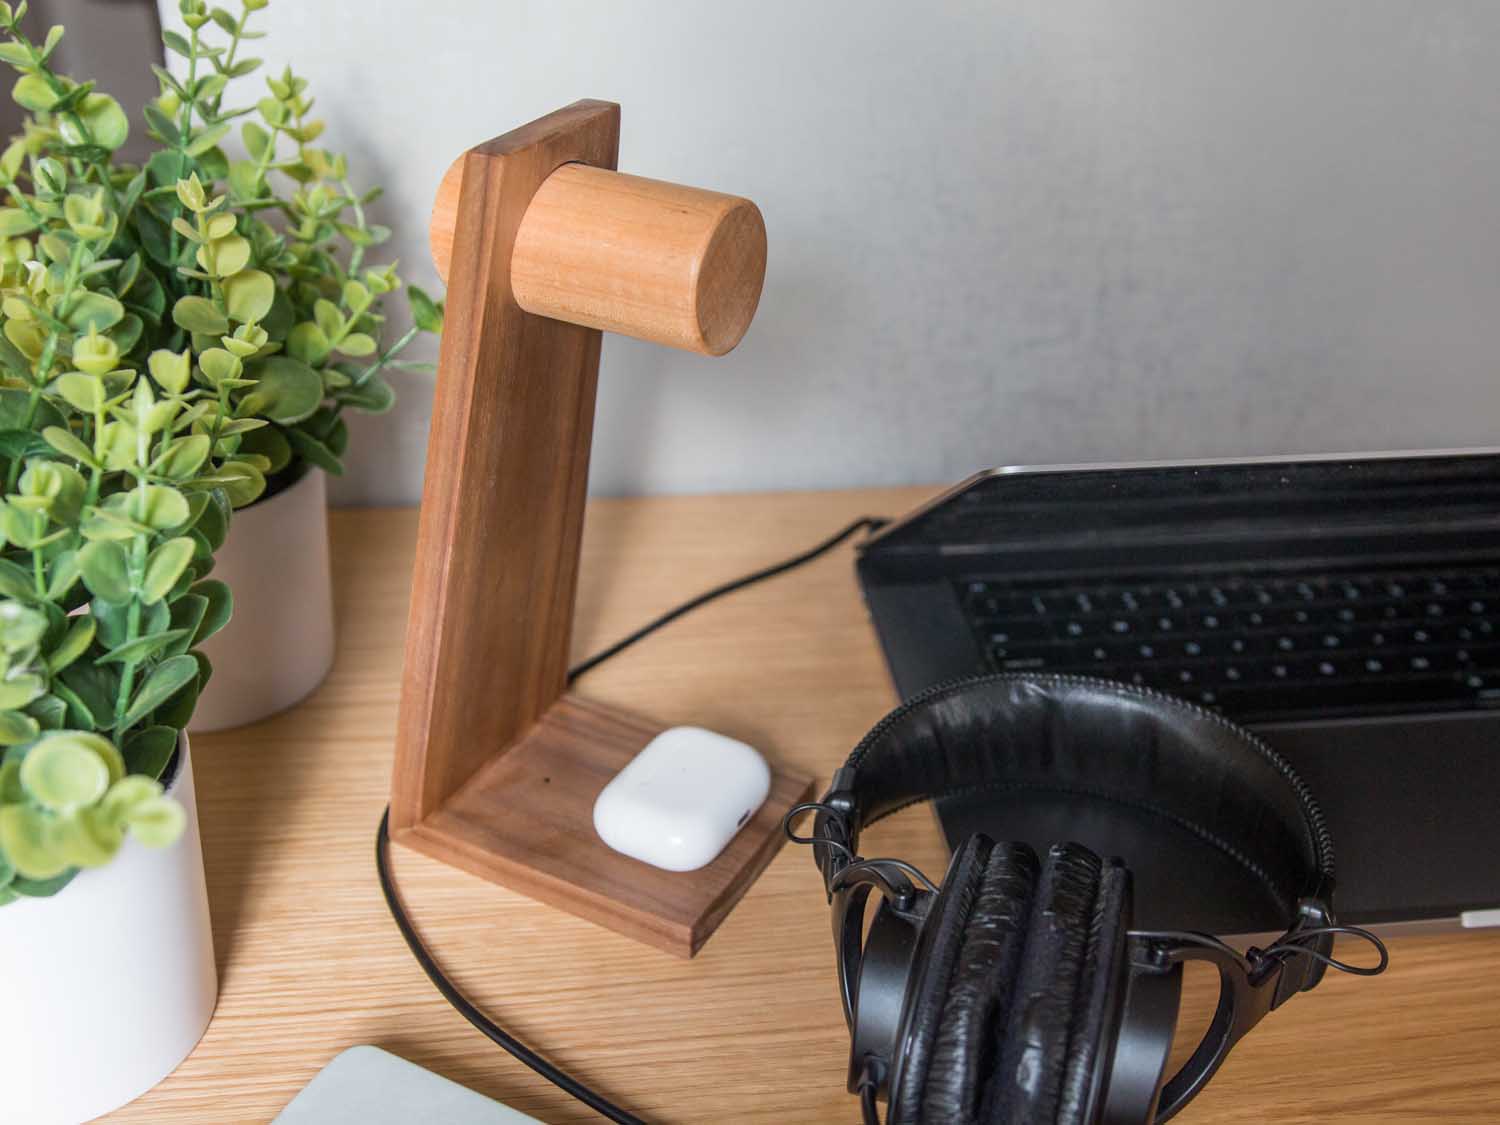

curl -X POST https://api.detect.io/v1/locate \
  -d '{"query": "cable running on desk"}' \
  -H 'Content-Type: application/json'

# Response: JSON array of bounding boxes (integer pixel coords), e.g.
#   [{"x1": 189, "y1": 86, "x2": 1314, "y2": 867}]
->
[{"x1": 375, "y1": 516, "x2": 888, "y2": 1123}]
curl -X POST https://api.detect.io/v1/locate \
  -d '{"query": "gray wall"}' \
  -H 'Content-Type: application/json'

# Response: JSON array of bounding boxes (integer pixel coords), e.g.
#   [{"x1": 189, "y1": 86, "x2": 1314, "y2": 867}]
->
[{"x1": 152, "y1": 2, "x2": 1500, "y2": 504}]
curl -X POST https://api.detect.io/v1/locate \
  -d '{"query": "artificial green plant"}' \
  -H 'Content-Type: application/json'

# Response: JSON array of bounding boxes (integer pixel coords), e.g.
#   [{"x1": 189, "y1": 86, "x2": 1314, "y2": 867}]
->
[{"x1": 0, "y1": 0, "x2": 441, "y2": 904}]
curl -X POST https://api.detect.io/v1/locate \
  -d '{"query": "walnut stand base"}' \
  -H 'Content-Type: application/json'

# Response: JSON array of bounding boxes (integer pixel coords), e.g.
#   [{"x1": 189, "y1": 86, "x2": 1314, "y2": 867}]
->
[{"x1": 395, "y1": 697, "x2": 814, "y2": 957}]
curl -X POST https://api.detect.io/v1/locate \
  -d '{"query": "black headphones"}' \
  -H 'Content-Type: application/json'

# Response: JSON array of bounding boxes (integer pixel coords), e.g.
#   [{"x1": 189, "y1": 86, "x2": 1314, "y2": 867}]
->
[{"x1": 788, "y1": 673, "x2": 1388, "y2": 1124}]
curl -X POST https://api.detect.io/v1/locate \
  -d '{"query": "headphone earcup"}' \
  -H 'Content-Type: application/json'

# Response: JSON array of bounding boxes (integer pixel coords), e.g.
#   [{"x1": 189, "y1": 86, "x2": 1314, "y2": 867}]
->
[
  {"x1": 982, "y1": 843, "x2": 1104, "y2": 1124},
  {"x1": 889, "y1": 834, "x2": 993, "y2": 1125},
  {"x1": 918, "y1": 841, "x2": 1039, "y2": 1124},
  {"x1": 1056, "y1": 860, "x2": 1131, "y2": 1125}
]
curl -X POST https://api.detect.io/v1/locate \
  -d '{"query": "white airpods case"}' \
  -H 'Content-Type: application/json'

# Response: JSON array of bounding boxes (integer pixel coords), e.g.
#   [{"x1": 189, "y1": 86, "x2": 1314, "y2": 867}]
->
[{"x1": 592, "y1": 727, "x2": 772, "y2": 872}]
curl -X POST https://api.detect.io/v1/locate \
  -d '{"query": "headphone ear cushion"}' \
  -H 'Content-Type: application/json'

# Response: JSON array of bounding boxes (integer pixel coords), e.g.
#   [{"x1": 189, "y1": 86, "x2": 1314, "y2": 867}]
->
[
  {"x1": 890, "y1": 834, "x2": 993, "y2": 1125},
  {"x1": 1056, "y1": 860, "x2": 1131, "y2": 1125},
  {"x1": 918, "y1": 841, "x2": 1039, "y2": 1124},
  {"x1": 982, "y1": 843, "x2": 1103, "y2": 1125}
]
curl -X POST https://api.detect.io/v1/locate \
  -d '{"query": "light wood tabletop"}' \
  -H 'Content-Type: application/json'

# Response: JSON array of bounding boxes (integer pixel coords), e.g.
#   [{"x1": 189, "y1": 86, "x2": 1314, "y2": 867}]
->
[{"x1": 107, "y1": 487, "x2": 1500, "y2": 1124}]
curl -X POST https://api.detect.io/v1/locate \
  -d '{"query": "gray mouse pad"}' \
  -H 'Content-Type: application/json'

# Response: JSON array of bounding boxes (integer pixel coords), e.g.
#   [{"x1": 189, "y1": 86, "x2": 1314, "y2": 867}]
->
[{"x1": 274, "y1": 1046, "x2": 540, "y2": 1124}]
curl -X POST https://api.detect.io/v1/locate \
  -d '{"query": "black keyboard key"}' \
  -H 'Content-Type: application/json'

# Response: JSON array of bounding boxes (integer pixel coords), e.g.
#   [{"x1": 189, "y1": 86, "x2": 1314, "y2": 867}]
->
[
  {"x1": 1227, "y1": 634, "x2": 1275, "y2": 657},
  {"x1": 984, "y1": 619, "x2": 1054, "y2": 644},
  {"x1": 1059, "y1": 618, "x2": 1106, "y2": 641}
]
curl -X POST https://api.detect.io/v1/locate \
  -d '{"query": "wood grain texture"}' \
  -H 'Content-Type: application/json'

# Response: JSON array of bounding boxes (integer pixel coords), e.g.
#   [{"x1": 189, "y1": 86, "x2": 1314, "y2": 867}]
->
[
  {"x1": 104, "y1": 492, "x2": 1500, "y2": 1123},
  {"x1": 402, "y1": 694, "x2": 813, "y2": 956},
  {"x1": 510, "y1": 165, "x2": 766, "y2": 356},
  {"x1": 393, "y1": 100, "x2": 620, "y2": 831},
  {"x1": 434, "y1": 157, "x2": 766, "y2": 356}
]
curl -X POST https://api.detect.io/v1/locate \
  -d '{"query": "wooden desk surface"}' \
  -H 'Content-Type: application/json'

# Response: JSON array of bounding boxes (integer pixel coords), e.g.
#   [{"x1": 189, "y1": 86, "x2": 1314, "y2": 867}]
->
[{"x1": 108, "y1": 488, "x2": 1500, "y2": 1124}]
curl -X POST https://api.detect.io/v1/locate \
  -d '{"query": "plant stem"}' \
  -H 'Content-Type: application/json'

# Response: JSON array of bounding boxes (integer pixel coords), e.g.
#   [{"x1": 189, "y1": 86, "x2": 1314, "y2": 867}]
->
[
  {"x1": 112, "y1": 472, "x2": 149, "y2": 733},
  {"x1": 353, "y1": 323, "x2": 418, "y2": 389}
]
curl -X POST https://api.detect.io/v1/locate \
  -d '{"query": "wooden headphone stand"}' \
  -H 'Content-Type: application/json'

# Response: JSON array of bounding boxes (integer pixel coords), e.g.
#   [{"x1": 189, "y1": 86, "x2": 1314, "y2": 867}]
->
[{"x1": 390, "y1": 101, "x2": 815, "y2": 957}]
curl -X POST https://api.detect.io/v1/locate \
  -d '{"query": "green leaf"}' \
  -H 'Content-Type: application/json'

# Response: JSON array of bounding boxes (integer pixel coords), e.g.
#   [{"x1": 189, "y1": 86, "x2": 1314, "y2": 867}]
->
[
  {"x1": 224, "y1": 56, "x2": 261, "y2": 79},
  {"x1": 342, "y1": 372, "x2": 396, "y2": 414},
  {"x1": 336, "y1": 332, "x2": 377, "y2": 358},
  {"x1": 166, "y1": 593, "x2": 208, "y2": 657},
  {"x1": 123, "y1": 725, "x2": 177, "y2": 780},
  {"x1": 0, "y1": 709, "x2": 39, "y2": 746},
  {"x1": 0, "y1": 673, "x2": 44, "y2": 710},
  {"x1": 8, "y1": 869, "x2": 79, "y2": 898},
  {"x1": 139, "y1": 484, "x2": 190, "y2": 530},
  {"x1": 46, "y1": 613, "x2": 94, "y2": 674},
  {"x1": 150, "y1": 433, "x2": 211, "y2": 480},
  {"x1": 95, "y1": 422, "x2": 139, "y2": 475},
  {"x1": 43, "y1": 552, "x2": 80, "y2": 604},
  {"x1": 222, "y1": 268, "x2": 275, "y2": 323},
  {"x1": 11, "y1": 73, "x2": 59, "y2": 112},
  {"x1": 205, "y1": 459, "x2": 265, "y2": 507},
  {"x1": 98, "y1": 628, "x2": 189, "y2": 665},
  {"x1": 242, "y1": 121, "x2": 271, "y2": 162},
  {"x1": 27, "y1": 693, "x2": 68, "y2": 732},
  {"x1": 151, "y1": 652, "x2": 206, "y2": 730},
  {"x1": 227, "y1": 159, "x2": 262, "y2": 202},
  {"x1": 0, "y1": 207, "x2": 38, "y2": 237},
  {"x1": 148, "y1": 348, "x2": 192, "y2": 395},
  {"x1": 142, "y1": 538, "x2": 194, "y2": 603},
  {"x1": 239, "y1": 355, "x2": 323, "y2": 424},
  {"x1": 51, "y1": 681, "x2": 95, "y2": 731},
  {"x1": 107, "y1": 313, "x2": 143, "y2": 357},
  {"x1": 193, "y1": 489, "x2": 231, "y2": 552},
  {"x1": 197, "y1": 347, "x2": 242, "y2": 387},
  {"x1": 185, "y1": 121, "x2": 230, "y2": 157},
  {"x1": 92, "y1": 596, "x2": 168, "y2": 651},
  {"x1": 172, "y1": 295, "x2": 228, "y2": 336},
  {"x1": 0, "y1": 559, "x2": 34, "y2": 601},
  {"x1": 162, "y1": 30, "x2": 193, "y2": 57},
  {"x1": 53, "y1": 372, "x2": 105, "y2": 414},
  {"x1": 19, "y1": 734, "x2": 114, "y2": 810},
  {"x1": 235, "y1": 424, "x2": 292, "y2": 475},
  {"x1": 75, "y1": 92, "x2": 128, "y2": 151},
  {"x1": 284, "y1": 426, "x2": 344, "y2": 475},
  {"x1": 126, "y1": 794, "x2": 185, "y2": 847},
  {"x1": 142, "y1": 103, "x2": 181, "y2": 146},
  {"x1": 78, "y1": 540, "x2": 131, "y2": 603},
  {"x1": 191, "y1": 578, "x2": 231, "y2": 644},
  {"x1": 65, "y1": 291, "x2": 125, "y2": 334},
  {"x1": 41, "y1": 429, "x2": 97, "y2": 468},
  {"x1": 286, "y1": 321, "x2": 330, "y2": 365},
  {"x1": 0, "y1": 805, "x2": 67, "y2": 879},
  {"x1": 120, "y1": 654, "x2": 198, "y2": 731},
  {"x1": 341, "y1": 280, "x2": 370, "y2": 310},
  {"x1": 408, "y1": 285, "x2": 444, "y2": 334},
  {"x1": 313, "y1": 298, "x2": 343, "y2": 340}
]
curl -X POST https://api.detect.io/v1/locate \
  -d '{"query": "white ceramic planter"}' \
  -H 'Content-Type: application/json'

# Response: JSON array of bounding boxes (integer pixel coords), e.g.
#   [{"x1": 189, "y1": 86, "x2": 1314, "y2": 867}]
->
[
  {"x1": 0, "y1": 735, "x2": 217, "y2": 1123},
  {"x1": 192, "y1": 467, "x2": 336, "y2": 731}
]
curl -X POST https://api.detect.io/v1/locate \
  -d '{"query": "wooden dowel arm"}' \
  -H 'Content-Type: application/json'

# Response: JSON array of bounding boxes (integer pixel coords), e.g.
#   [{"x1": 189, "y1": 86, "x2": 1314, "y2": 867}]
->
[{"x1": 430, "y1": 158, "x2": 767, "y2": 356}]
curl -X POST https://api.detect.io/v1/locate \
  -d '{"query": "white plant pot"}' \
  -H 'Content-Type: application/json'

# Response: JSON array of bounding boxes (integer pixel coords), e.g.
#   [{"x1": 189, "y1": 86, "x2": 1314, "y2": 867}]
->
[
  {"x1": 0, "y1": 735, "x2": 217, "y2": 1123},
  {"x1": 192, "y1": 467, "x2": 336, "y2": 731}
]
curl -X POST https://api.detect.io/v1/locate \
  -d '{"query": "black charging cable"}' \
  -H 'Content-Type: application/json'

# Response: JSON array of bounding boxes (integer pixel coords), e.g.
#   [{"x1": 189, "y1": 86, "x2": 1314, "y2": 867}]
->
[{"x1": 375, "y1": 515, "x2": 890, "y2": 1123}]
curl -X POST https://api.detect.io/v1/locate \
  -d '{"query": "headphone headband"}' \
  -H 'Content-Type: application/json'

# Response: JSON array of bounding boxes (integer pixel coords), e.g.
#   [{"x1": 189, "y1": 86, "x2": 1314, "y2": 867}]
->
[{"x1": 813, "y1": 674, "x2": 1334, "y2": 927}]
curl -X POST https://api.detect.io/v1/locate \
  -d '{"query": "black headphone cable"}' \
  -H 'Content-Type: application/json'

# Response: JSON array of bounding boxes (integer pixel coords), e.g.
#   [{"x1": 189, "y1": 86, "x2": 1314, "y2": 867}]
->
[{"x1": 375, "y1": 516, "x2": 890, "y2": 1123}]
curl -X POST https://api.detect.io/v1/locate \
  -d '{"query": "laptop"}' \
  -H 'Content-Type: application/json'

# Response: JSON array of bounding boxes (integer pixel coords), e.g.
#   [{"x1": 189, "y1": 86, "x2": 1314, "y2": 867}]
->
[{"x1": 855, "y1": 449, "x2": 1500, "y2": 935}]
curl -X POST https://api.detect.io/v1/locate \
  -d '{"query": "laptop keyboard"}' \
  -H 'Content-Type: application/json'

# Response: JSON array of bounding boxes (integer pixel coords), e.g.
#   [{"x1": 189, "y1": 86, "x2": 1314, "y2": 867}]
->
[{"x1": 962, "y1": 565, "x2": 1500, "y2": 722}]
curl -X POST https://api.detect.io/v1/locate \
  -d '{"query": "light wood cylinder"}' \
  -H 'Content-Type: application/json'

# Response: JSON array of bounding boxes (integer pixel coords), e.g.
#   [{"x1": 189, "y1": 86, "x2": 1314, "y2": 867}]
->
[{"x1": 430, "y1": 160, "x2": 767, "y2": 356}]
